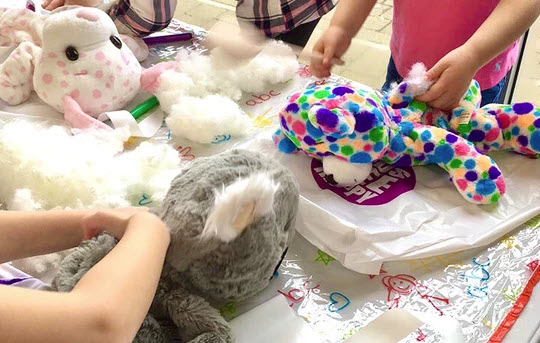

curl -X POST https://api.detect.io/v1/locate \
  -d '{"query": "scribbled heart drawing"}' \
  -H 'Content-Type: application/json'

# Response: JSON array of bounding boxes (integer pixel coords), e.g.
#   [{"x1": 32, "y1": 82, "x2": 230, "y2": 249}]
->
[
  {"x1": 138, "y1": 193, "x2": 152, "y2": 206},
  {"x1": 328, "y1": 292, "x2": 350, "y2": 312}
]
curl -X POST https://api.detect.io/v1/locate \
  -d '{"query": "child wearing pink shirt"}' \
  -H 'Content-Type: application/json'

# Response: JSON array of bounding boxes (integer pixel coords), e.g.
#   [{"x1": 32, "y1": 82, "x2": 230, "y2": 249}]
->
[{"x1": 310, "y1": 0, "x2": 540, "y2": 110}]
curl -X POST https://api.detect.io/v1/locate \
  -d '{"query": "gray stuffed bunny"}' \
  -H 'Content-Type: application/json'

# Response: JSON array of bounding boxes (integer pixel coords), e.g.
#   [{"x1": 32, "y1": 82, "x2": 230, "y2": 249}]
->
[{"x1": 52, "y1": 149, "x2": 299, "y2": 343}]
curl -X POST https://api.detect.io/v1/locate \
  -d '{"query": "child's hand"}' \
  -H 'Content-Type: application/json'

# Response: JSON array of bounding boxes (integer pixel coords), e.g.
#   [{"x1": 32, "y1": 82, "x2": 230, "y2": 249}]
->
[
  {"x1": 310, "y1": 25, "x2": 351, "y2": 78},
  {"x1": 416, "y1": 46, "x2": 481, "y2": 111},
  {"x1": 81, "y1": 207, "x2": 150, "y2": 240},
  {"x1": 42, "y1": 0, "x2": 101, "y2": 11}
]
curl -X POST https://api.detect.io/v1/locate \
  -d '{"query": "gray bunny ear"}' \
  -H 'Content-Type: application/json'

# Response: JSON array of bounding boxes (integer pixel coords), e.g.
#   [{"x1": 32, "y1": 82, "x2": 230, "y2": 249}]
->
[{"x1": 201, "y1": 173, "x2": 279, "y2": 242}]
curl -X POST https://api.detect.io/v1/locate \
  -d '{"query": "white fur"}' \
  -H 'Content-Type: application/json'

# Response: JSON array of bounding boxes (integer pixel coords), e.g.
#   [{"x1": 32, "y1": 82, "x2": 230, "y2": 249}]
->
[
  {"x1": 156, "y1": 40, "x2": 298, "y2": 144},
  {"x1": 202, "y1": 173, "x2": 279, "y2": 242},
  {"x1": 323, "y1": 156, "x2": 373, "y2": 185},
  {"x1": 165, "y1": 95, "x2": 252, "y2": 144}
]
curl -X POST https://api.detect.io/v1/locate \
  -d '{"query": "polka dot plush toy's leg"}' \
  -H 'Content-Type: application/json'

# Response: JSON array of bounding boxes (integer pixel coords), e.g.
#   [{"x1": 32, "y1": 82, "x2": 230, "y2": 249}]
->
[
  {"x1": 398, "y1": 124, "x2": 505, "y2": 204},
  {"x1": 450, "y1": 103, "x2": 540, "y2": 157},
  {"x1": 0, "y1": 42, "x2": 38, "y2": 105}
]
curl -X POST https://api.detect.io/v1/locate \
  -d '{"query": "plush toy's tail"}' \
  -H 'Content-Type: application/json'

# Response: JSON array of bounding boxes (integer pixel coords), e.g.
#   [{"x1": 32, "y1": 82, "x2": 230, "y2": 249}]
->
[{"x1": 201, "y1": 173, "x2": 280, "y2": 242}]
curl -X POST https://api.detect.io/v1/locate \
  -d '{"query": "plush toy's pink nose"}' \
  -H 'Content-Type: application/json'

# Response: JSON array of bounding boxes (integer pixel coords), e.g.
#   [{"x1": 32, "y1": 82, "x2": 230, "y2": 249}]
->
[{"x1": 76, "y1": 9, "x2": 99, "y2": 22}]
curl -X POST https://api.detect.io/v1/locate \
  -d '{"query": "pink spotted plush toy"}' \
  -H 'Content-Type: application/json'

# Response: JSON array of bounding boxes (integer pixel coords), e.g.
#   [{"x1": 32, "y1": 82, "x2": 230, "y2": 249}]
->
[{"x1": 0, "y1": 6, "x2": 174, "y2": 129}]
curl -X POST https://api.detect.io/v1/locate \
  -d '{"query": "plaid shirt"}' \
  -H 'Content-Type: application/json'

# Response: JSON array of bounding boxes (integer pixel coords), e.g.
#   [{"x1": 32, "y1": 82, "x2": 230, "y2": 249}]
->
[
  {"x1": 107, "y1": 0, "x2": 178, "y2": 36},
  {"x1": 236, "y1": 0, "x2": 336, "y2": 37}
]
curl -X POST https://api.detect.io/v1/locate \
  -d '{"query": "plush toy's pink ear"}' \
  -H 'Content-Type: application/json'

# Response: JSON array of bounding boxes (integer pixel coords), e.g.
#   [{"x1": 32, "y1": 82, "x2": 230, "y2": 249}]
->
[
  {"x1": 308, "y1": 104, "x2": 355, "y2": 137},
  {"x1": 140, "y1": 61, "x2": 178, "y2": 93}
]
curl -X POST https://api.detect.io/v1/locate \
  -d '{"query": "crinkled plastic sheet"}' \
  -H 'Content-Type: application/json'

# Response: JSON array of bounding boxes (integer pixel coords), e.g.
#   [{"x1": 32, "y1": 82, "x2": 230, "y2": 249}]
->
[{"x1": 223, "y1": 218, "x2": 540, "y2": 343}]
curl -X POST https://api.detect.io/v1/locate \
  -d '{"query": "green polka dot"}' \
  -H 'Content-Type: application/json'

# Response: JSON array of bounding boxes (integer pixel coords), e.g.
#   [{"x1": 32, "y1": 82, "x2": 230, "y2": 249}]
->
[
  {"x1": 504, "y1": 131, "x2": 512, "y2": 141},
  {"x1": 413, "y1": 159, "x2": 421, "y2": 165},
  {"x1": 458, "y1": 123, "x2": 472, "y2": 134},
  {"x1": 314, "y1": 90, "x2": 331, "y2": 99},
  {"x1": 384, "y1": 136, "x2": 389, "y2": 145},
  {"x1": 369, "y1": 127, "x2": 384, "y2": 142},
  {"x1": 341, "y1": 146, "x2": 354, "y2": 156},
  {"x1": 491, "y1": 194, "x2": 500, "y2": 203},
  {"x1": 289, "y1": 135, "x2": 301, "y2": 147},
  {"x1": 482, "y1": 171, "x2": 489, "y2": 179},
  {"x1": 450, "y1": 159, "x2": 462, "y2": 169},
  {"x1": 409, "y1": 131, "x2": 419, "y2": 141},
  {"x1": 301, "y1": 111, "x2": 309, "y2": 120},
  {"x1": 298, "y1": 96, "x2": 307, "y2": 103},
  {"x1": 410, "y1": 101, "x2": 427, "y2": 112},
  {"x1": 471, "y1": 86, "x2": 478, "y2": 95},
  {"x1": 465, "y1": 95, "x2": 473, "y2": 102},
  {"x1": 529, "y1": 125, "x2": 536, "y2": 133},
  {"x1": 382, "y1": 157, "x2": 392, "y2": 164},
  {"x1": 439, "y1": 139, "x2": 446, "y2": 145}
]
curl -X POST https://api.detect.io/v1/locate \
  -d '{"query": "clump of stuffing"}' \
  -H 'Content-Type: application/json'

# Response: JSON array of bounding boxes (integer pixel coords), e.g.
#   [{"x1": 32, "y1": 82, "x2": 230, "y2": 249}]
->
[
  {"x1": 389, "y1": 62, "x2": 433, "y2": 97},
  {"x1": 0, "y1": 120, "x2": 181, "y2": 211},
  {"x1": 156, "y1": 40, "x2": 299, "y2": 144}
]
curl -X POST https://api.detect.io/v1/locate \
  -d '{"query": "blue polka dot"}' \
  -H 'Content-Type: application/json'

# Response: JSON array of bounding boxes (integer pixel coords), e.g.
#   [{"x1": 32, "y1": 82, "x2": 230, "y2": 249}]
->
[
  {"x1": 306, "y1": 120, "x2": 324, "y2": 139},
  {"x1": 329, "y1": 144, "x2": 339, "y2": 152},
  {"x1": 512, "y1": 127, "x2": 520, "y2": 136},
  {"x1": 350, "y1": 152, "x2": 372, "y2": 163},
  {"x1": 484, "y1": 123, "x2": 492, "y2": 130},
  {"x1": 339, "y1": 123, "x2": 350, "y2": 133},
  {"x1": 362, "y1": 134, "x2": 369, "y2": 140},
  {"x1": 472, "y1": 121, "x2": 478, "y2": 128},
  {"x1": 347, "y1": 102, "x2": 360, "y2": 113},
  {"x1": 464, "y1": 159, "x2": 476, "y2": 169},
  {"x1": 349, "y1": 132, "x2": 357, "y2": 139},
  {"x1": 305, "y1": 90, "x2": 314, "y2": 95},
  {"x1": 278, "y1": 138, "x2": 298, "y2": 153},
  {"x1": 400, "y1": 122, "x2": 414, "y2": 136},
  {"x1": 433, "y1": 145, "x2": 454, "y2": 164},
  {"x1": 302, "y1": 103, "x2": 309, "y2": 109},
  {"x1": 374, "y1": 141, "x2": 384, "y2": 152},
  {"x1": 531, "y1": 131, "x2": 540, "y2": 152},
  {"x1": 420, "y1": 131, "x2": 432, "y2": 142},
  {"x1": 476, "y1": 179, "x2": 496, "y2": 196},
  {"x1": 390, "y1": 135, "x2": 406, "y2": 153}
]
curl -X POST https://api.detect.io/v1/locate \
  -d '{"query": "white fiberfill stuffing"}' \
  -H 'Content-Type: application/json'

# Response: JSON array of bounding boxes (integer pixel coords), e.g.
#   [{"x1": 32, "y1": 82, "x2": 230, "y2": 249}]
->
[
  {"x1": 0, "y1": 120, "x2": 182, "y2": 211},
  {"x1": 157, "y1": 41, "x2": 299, "y2": 144}
]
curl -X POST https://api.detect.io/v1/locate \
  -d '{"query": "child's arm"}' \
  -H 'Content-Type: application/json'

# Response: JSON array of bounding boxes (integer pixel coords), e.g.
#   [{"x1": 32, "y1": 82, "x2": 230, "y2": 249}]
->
[
  {"x1": 416, "y1": 0, "x2": 540, "y2": 110},
  {"x1": 0, "y1": 208, "x2": 146, "y2": 264},
  {"x1": 310, "y1": 0, "x2": 377, "y2": 78},
  {"x1": 0, "y1": 211, "x2": 170, "y2": 343}
]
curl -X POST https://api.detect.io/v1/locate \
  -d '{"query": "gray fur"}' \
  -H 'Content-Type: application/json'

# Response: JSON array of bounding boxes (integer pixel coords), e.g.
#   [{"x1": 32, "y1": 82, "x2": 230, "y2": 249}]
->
[{"x1": 52, "y1": 149, "x2": 299, "y2": 343}]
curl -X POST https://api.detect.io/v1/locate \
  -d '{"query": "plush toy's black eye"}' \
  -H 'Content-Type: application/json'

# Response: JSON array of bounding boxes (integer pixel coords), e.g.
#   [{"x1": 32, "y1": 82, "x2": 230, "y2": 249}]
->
[
  {"x1": 65, "y1": 46, "x2": 79, "y2": 61},
  {"x1": 110, "y1": 36, "x2": 122, "y2": 49}
]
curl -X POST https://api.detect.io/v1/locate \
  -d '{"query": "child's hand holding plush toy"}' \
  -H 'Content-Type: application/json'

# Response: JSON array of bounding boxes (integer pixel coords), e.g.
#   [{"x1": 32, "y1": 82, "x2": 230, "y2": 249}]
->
[{"x1": 0, "y1": 6, "x2": 175, "y2": 129}]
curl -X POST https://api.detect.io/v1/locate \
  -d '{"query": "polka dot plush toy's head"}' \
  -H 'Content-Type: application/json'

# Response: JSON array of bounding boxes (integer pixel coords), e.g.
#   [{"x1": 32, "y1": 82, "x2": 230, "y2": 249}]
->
[
  {"x1": 274, "y1": 64, "x2": 540, "y2": 205},
  {"x1": 31, "y1": 7, "x2": 141, "y2": 116}
]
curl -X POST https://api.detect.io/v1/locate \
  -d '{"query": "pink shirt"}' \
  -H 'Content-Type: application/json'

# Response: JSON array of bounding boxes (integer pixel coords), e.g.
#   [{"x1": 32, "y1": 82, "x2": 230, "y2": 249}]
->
[{"x1": 390, "y1": 0, "x2": 519, "y2": 90}]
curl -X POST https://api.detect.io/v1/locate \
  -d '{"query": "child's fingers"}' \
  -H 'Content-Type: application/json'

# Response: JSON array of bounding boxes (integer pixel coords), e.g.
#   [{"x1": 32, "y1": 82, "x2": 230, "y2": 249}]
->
[
  {"x1": 45, "y1": 0, "x2": 64, "y2": 10},
  {"x1": 425, "y1": 61, "x2": 446, "y2": 81},
  {"x1": 416, "y1": 78, "x2": 446, "y2": 103}
]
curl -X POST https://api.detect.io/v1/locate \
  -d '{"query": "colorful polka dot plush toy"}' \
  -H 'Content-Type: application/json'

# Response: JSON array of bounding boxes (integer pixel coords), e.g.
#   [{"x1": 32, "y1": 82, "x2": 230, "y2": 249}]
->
[
  {"x1": 273, "y1": 63, "x2": 540, "y2": 204},
  {"x1": 0, "y1": 6, "x2": 174, "y2": 129}
]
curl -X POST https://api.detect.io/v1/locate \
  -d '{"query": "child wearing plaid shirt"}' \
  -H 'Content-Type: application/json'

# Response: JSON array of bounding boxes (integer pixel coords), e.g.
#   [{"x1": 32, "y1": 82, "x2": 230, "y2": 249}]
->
[{"x1": 42, "y1": 0, "x2": 177, "y2": 36}]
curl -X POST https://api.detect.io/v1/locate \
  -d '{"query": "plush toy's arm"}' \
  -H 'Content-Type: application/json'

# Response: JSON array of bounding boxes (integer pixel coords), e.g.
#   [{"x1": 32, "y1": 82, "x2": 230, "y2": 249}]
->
[
  {"x1": 394, "y1": 123, "x2": 505, "y2": 204},
  {"x1": 273, "y1": 128, "x2": 300, "y2": 154},
  {"x1": 154, "y1": 284, "x2": 232, "y2": 343},
  {"x1": 0, "y1": 42, "x2": 39, "y2": 105}
]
